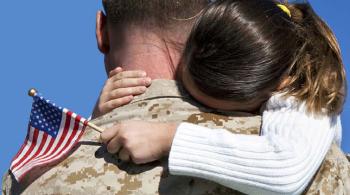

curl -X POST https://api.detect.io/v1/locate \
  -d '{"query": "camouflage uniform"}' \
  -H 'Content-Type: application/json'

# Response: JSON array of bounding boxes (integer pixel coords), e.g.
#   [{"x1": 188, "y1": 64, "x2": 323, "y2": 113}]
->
[
  {"x1": 2, "y1": 80, "x2": 350, "y2": 195},
  {"x1": 305, "y1": 145, "x2": 350, "y2": 195}
]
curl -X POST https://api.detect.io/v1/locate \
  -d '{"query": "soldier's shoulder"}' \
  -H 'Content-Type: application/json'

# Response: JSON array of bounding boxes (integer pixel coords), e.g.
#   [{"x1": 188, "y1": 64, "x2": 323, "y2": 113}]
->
[
  {"x1": 2, "y1": 170, "x2": 19, "y2": 195},
  {"x1": 2, "y1": 171, "x2": 8, "y2": 195},
  {"x1": 305, "y1": 144, "x2": 350, "y2": 194}
]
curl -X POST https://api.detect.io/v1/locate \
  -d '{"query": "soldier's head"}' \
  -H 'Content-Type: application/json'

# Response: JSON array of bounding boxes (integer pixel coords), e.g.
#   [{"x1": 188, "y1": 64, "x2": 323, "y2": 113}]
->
[{"x1": 96, "y1": 0, "x2": 209, "y2": 78}]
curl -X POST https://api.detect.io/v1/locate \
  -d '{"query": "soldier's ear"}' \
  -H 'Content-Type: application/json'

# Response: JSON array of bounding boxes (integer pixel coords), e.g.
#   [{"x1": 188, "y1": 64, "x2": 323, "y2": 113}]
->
[{"x1": 96, "y1": 11, "x2": 110, "y2": 54}]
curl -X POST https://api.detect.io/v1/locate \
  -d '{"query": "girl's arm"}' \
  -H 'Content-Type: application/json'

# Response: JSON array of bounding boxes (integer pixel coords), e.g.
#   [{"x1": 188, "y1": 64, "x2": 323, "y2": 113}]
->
[
  {"x1": 99, "y1": 93, "x2": 340, "y2": 195},
  {"x1": 168, "y1": 94, "x2": 340, "y2": 195}
]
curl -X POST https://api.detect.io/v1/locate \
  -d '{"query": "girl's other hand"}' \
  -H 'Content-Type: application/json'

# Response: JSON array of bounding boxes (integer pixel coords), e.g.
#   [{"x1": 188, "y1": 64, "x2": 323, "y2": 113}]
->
[
  {"x1": 100, "y1": 121, "x2": 178, "y2": 164},
  {"x1": 92, "y1": 67, "x2": 152, "y2": 118}
]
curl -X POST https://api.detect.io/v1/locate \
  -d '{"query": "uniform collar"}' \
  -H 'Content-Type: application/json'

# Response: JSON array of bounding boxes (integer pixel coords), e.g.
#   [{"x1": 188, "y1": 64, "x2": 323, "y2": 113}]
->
[{"x1": 131, "y1": 79, "x2": 191, "y2": 103}]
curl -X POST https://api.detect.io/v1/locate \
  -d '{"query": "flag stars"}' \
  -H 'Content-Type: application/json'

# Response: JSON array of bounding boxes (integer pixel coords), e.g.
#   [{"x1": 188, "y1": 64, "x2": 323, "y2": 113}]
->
[{"x1": 29, "y1": 97, "x2": 67, "y2": 137}]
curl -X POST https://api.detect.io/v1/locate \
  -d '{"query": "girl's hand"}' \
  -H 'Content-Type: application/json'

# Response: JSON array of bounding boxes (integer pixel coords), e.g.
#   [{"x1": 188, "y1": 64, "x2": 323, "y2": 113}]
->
[
  {"x1": 92, "y1": 67, "x2": 152, "y2": 118},
  {"x1": 100, "y1": 121, "x2": 178, "y2": 164}
]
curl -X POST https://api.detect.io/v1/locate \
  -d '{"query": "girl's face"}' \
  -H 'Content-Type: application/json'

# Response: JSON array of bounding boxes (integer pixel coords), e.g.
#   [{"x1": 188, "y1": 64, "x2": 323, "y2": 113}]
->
[{"x1": 181, "y1": 66, "x2": 263, "y2": 113}]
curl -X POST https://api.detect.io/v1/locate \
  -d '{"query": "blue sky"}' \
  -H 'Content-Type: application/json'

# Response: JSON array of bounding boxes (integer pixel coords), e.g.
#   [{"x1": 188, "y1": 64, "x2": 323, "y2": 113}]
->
[{"x1": 0, "y1": 1, "x2": 349, "y2": 176}]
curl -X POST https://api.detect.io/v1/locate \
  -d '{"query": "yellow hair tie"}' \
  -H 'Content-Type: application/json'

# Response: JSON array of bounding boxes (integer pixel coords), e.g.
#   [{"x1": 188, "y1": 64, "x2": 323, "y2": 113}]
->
[{"x1": 277, "y1": 4, "x2": 291, "y2": 18}]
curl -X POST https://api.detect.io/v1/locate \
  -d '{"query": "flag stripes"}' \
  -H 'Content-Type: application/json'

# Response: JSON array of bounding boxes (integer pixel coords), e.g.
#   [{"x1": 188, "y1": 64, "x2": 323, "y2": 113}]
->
[{"x1": 10, "y1": 95, "x2": 88, "y2": 181}]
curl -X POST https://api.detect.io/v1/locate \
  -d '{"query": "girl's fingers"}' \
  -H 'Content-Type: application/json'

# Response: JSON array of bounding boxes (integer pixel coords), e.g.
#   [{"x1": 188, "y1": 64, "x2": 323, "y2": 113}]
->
[
  {"x1": 113, "y1": 78, "x2": 152, "y2": 89},
  {"x1": 109, "y1": 87, "x2": 147, "y2": 100},
  {"x1": 100, "y1": 84, "x2": 147, "y2": 113},
  {"x1": 109, "y1": 67, "x2": 123, "y2": 78},
  {"x1": 103, "y1": 77, "x2": 151, "y2": 95},
  {"x1": 118, "y1": 148, "x2": 131, "y2": 162},
  {"x1": 100, "y1": 126, "x2": 119, "y2": 144},
  {"x1": 106, "y1": 135, "x2": 122, "y2": 154},
  {"x1": 103, "y1": 96, "x2": 134, "y2": 111},
  {"x1": 111, "y1": 70, "x2": 147, "y2": 81}
]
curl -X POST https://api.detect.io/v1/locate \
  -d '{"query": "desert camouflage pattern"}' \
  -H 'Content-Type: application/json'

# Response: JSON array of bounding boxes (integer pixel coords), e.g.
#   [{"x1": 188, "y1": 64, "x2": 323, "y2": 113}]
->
[
  {"x1": 305, "y1": 145, "x2": 350, "y2": 195},
  {"x1": 2, "y1": 80, "x2": 350, "y2": 195}
]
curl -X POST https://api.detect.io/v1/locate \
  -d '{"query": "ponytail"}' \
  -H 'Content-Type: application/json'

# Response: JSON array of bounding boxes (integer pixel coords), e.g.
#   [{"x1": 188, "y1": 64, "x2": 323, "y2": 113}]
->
[{"x1": 282, "y1": 3, "x2": 347, "y2": 115}]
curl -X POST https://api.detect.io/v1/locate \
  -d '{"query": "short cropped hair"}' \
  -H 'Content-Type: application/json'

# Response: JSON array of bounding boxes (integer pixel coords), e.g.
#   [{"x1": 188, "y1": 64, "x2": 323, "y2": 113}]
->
[{"x1": 102, "y1": 0, "x2": 209, "y2": 27}]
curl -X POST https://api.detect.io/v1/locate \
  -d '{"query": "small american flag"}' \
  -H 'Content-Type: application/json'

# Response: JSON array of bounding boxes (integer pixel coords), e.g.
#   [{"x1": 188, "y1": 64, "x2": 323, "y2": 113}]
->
[{"x1": 10, "y1": 93, "x2": 88, "y2": 181}]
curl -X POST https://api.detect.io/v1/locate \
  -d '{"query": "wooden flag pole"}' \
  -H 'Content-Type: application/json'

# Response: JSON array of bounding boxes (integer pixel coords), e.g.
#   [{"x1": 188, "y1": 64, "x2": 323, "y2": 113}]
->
[
  {"x1": 86, "y1": 122, "x2": 104, "y2": 133},
  {"x1": 28, "y1": 88, "x2": 104, "y2": 134}
]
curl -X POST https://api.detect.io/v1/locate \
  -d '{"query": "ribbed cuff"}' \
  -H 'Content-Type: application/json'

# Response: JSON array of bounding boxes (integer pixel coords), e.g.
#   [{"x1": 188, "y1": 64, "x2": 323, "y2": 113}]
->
[{"x1": 169, "y1": 122, "x2": 214, "y2": 175}]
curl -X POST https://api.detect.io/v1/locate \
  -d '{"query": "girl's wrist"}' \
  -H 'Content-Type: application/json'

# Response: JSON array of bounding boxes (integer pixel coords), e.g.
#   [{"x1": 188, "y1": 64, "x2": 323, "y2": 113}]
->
[{"x1": 162, "y1": 123, "x2": 179, "y2": 156}]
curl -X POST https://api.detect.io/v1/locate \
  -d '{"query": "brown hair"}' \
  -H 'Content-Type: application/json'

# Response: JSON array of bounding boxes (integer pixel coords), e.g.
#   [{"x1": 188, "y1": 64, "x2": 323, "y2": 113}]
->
[
  {"x1": 283, "y1": 3, "x2": 346, "y2": 115},
  {"x1": 184, "y1": 0, "x2": 346, "y2": 115}
]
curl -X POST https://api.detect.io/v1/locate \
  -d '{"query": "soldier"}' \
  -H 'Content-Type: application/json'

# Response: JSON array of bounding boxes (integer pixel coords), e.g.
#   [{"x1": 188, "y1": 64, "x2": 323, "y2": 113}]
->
[{"x1": 2, "y1": 0, "x2": 350, "y2": 194}]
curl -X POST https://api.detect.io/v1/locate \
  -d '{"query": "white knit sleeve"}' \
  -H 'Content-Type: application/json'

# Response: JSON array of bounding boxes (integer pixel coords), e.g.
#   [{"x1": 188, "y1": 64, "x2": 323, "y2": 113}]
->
[{"x1": 168, "y1": 95, "x2": 340, "y2": 195}]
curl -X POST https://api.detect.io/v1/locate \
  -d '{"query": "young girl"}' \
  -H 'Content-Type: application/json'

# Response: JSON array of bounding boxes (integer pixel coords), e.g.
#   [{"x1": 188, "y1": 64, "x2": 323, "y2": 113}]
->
[{"x1": 96, "y1": 0, "x2": 347, "y2": 194}]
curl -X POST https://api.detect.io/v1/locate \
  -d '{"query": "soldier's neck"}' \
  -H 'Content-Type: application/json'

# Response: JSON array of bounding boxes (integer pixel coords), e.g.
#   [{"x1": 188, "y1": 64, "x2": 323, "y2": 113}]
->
[{"x1": 109, "y1": 26, "x2": 187, "y2": 80}]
